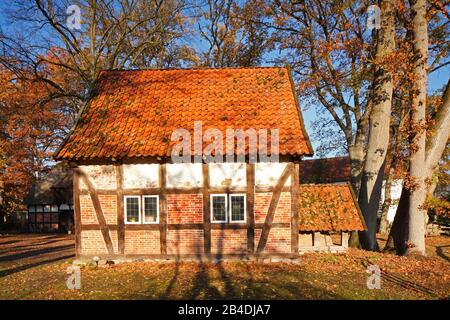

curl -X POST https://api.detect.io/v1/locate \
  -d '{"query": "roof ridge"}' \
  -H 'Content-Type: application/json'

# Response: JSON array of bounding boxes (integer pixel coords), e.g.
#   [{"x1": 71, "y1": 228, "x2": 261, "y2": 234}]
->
[
  {"x1": 299, "y1": 183, "x2": 349, "y2": 187},
  {"x1": 302, "y1": 156, "x2": 350, "y2": 162},
  {"x1": 99, "y1": 66, "x2": 286, "y2": 73}
]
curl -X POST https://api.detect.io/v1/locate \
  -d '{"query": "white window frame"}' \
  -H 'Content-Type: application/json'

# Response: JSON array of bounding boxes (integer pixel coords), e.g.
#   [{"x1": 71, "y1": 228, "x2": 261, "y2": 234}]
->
[
  {"x1": 229, "y1": 194, "x2": 247, "y2": 223},
  {"x1": 210, "y1": 194, "x2": 228, "y2": 223},
  {"x1": 124, "y1": 195, "x2": 141, "y2": 224},
  {"x1": 142, "y1": 195, "x2": 159, "y2": 224}
]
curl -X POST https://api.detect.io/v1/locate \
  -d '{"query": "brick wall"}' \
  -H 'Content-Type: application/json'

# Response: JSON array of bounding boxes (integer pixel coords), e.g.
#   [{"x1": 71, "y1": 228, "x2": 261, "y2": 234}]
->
[
  {"x1": 211, "y1": 229, "x2": 247, "y2": 254},
  {"x1": 80, "y1": 194, "x2": 117, "y2": 225},
  {"x1": 167, "y1": 194, "x2": 203, "y2": 224},
  {"x1": 254, "y1": 192, "x2": 291, "y2": 224},
  {"x1": 124, "y1": 230, "x2": 160, "y2": 254},
  {"x1": 254, "y1": 192, "x2": 292, "y2": 254},
  {"x1": 167, "y1": 229, "x2": 204, "y2": 255},
  {"x1": 78, "y1": 164, "x2": 294, "y2": 257},
  {"x1": 255, "y1": 228, "x2": 291, "y2": 254},
  {"x1": 81, "y1": 230, "x2": 118, "y2": 255}
]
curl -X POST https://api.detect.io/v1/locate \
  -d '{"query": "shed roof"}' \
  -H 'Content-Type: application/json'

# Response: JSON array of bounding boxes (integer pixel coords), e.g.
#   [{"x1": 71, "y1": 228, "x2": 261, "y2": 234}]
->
[
  {"x1": 54, "y1": 67, "x2": 313, "y2": 161},
  {"x1": 300, "y1": 156, "x2": 351, "y2": 183},
  {"x1": 298, "y1": 183, "x2": 366, "y2": 232},
  {"x1": 23, "y1": 164, "x2": 73, "y2": 206}
]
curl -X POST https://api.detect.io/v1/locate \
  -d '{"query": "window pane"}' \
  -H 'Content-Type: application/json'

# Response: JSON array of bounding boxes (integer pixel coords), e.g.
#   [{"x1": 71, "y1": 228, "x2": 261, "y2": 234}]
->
[
  {"x1": 143, "y1": 197, "x2": 158, "y2": 223},
  {"x1": 36, "y1": 205, "x2": 43, "y2": 212},
  {"x1": 212, "y1": 196, "x2": 226, "y2": 221},
  {"x1": 231, "y1": 196, "x2": 245, "y2": 221},
  {"x1": 28, "y1": 213, "x2": 36, "y2": 222},
  {"x1": 44, "y1": 205, "x2": 51, "y2": 212},
  {"x1": 51, "y1": 205, "x2": 59, "y2": 212},
  {"x1": 125, "y1": 197, "x2": 140, "y2": 223},
  {"x1": 28, "y1": 206, "x2": 36, "y2": 213}
]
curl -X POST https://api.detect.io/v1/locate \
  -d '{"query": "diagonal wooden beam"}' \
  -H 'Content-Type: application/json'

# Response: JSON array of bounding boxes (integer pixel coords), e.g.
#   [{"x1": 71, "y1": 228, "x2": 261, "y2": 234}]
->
[
  {"x1": 256, "y1": 163, "x2": 293, "y2": 254},
  {"x1": 79, "y1": 170, "x2": 115, "y2": 255}
]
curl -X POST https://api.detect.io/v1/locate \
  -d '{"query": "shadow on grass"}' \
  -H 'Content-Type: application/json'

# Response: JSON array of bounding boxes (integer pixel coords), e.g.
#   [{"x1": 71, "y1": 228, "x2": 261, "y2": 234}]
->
[
  {"x1": 0, "y1": 239, "x2": 70, "y2": 255},
  {"x1": 0, "y1": 244, "x2": 74, "y2": 263},
  {"x1": 361, "y1": 259, "x2": 438, "y2": 298},
  {"x1": 0, "y1": 240, "x2": 23, "y2": 246},
  {"x1": 154, "y1": 261, "x2": 344, "y2": 299},
  {"x1": 0, "y1": 254, "x2": 75, "y2": 278},
  {"x1": 155, "y1": 223, "x2": 343, "y2": 299},
  {"x1": 436, "y1": 245, "x2": 449, "y2": 263}
]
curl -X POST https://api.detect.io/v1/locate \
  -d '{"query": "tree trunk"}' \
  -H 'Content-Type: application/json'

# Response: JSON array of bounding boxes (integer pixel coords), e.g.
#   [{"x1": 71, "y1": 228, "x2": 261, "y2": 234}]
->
[
  {"x1": 386, "y1": 80, "x2": 449, "y2": 255},
  {"x1": 0, "y1": 209, "x2": 4, "y2": 229},
  {"x1": 379, "y1": 170, "x2": 393, "y2": 235},
  {"x1": 349, "y1": 142, "x2": 365, "y2": 194},
  {"x1": 348, "y1": 142, "x2": 366, "y2": 249},
  {"x1": 358, "y1": 0, "x2": 395, "y2": 251},
  {"x1": 405, "y1": 0, "x2": 428, "y2": 256},
  {"x1": 384, "y1": 187, "x2": 409, "y2": 253}
]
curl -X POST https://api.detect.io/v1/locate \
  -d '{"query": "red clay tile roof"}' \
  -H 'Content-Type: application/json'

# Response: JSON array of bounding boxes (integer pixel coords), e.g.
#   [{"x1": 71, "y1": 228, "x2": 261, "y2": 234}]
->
[
  {"x1": 298, "y1": 183, "x2": 366, "y2": 232},
  {"x1": 300, "y1": 156, "x2": 406, "y2": 183},
  {"x1": 300, "y1": 157, "x2": 351, "y2": 183},
  {"x1": 54, "y1": 67, "x2": 313, "y2": 161}
]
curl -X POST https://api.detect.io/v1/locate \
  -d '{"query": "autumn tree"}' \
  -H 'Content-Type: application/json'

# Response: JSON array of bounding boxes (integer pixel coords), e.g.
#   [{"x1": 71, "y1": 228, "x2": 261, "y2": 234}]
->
[
  {"x1": 0, "y1": 63, "x2": 72, "y2": 223},
  {"x1": 256, "y1": 0, "x2": 375, "y2": 193},
  {"x1": 0, "y1": 0, "x2": 192, "y2": 223},
  {"x1": 358, "y1": 0, "x2": 395, "y2": 251},
  {"x1": 381, "y1": 0, "x2": 449, "y2": 255},
  {"x1": 0, "y1": 0, "x2": 191, "y2": 112},
  {"x1": 195, "y1": 0, "x2": 270, "y2": 67}
]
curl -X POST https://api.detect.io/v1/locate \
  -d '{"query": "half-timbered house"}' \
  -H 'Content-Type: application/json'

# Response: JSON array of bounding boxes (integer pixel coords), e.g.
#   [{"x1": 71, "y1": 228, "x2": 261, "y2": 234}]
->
[{"x1": 54, "y1": 67, "x2": 366, "y2": 260}]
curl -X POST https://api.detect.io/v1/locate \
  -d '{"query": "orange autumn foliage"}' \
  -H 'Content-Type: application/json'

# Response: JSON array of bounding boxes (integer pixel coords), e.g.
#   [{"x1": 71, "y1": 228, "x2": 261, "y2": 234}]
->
[{"x1": 0, "y1": 52, "x2": 79, "y2": 218}]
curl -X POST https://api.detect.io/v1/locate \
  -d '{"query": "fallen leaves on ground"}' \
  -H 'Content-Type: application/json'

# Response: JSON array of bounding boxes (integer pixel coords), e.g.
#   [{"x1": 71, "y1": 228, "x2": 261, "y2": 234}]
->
[{"x1": 0, "y1": 234, "x2": 448, "y2": 300}]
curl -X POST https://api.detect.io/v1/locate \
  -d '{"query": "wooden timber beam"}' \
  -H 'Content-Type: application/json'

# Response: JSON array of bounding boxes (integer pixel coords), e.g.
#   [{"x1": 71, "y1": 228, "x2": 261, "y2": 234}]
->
[
  {"x1": 73, "y1": 168, "x2": 82, "y2": 256},
  {"x1": 202, "y1": 164, "x2": 211, "y2": 255},
  {"x1": 79, "y1": 170, "x2": 115, "y2": 255},
  {"x1": 115, "y1": 164, "x2": 125, "y2": 254},
  {"x1": 159, "y1": 164, "x2": 168, "y2": 255},
  {"x1": 291, "y1": 163, "x2": 299, "y2": 254},
  {"x1": 246, "y1": 163, "x2": 255, "y2": 253},
  {"x1": 256, "y1": 163, "x2": 293, "y2": 254}
]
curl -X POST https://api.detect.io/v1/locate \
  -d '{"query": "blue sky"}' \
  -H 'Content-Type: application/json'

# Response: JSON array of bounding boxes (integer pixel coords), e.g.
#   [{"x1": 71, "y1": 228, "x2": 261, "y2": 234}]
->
[{"x1": 0, "y1": 2, "x2": 448, "y2": 159}]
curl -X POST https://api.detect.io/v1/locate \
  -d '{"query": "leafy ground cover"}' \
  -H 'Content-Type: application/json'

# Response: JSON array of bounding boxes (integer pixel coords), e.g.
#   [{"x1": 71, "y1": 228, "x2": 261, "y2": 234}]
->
[{"x1": 0, "y1": 233, "x2": 448, "y2": 299}]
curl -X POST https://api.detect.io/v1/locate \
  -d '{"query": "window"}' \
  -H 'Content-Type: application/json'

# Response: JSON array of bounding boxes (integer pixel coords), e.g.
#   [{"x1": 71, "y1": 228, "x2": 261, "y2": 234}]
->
[
  {"x1": 124, "y1": 196, "x2": 141, "y2": 224},
  {"x1": 143, "y1": 196, "x2": 159, "y2": 224},
  {"x1": 230, "y1": 194, "x2": 246, "y2": 223},
  {"x1": 210, "y1": 194, "x2": 247, "y2": 223},
  {"x1": 211, "y1": 194, "x2": 227, "y2": 223},
  {"x1": 124, "y1": 195, "x2": 159, "y2": 224}
]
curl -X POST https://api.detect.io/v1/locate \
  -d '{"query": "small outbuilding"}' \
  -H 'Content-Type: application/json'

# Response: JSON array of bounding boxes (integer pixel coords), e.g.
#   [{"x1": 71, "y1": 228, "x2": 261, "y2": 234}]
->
[
  {"x1": 24, "y1": 164, "x2": 74, "y2": 233},
  {"x1": 297, "y1": 183, "x2": 366, "y2": 252}
]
